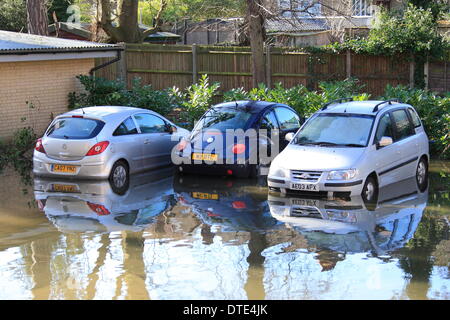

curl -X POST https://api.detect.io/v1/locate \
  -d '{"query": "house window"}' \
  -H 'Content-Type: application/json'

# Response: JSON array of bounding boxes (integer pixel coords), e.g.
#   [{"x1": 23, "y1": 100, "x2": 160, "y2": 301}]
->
[{"x1": 353, "y1": 0, "x2": 372, "y2": 16}]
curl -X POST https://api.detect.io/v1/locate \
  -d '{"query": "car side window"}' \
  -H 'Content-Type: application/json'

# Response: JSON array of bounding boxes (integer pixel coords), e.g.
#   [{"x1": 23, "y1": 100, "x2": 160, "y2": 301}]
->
[
  {"x1": 274, "y1": 107, "x2": 300, "y2": 131},
  {"x1": 134, "y1": 113, "x2": 167, "y2": 133},
  {"x1": 391, "y1": 109, "x2": 415, "y2": 141},
  {"x1": 113, "y1": 117, "x2": 138, "y2": 136},
  {"x1": 407, "y1": 108, "x2": 422, "y2": 128},
  {"x1": 374, "y1": 113, "x2": 394, "y2": 144},
  {"x1": 260, "y1": 111, "x2": 278, "y2": 130}
]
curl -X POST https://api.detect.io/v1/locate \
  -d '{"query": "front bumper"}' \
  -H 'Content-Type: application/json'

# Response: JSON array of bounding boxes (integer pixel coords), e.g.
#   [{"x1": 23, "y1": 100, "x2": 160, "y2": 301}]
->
[
  {"x1": 267, "y1": 171, "x2": 364, "y2": 197},
  {"x1": 33, "y1": 152, "x2": 112, "y2": 179}
]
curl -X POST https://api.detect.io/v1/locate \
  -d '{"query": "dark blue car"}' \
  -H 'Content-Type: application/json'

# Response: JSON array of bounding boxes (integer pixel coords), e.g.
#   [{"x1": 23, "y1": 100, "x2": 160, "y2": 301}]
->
[{"x1": 176, "y1": 100, "x2": 302, "y2": 177}]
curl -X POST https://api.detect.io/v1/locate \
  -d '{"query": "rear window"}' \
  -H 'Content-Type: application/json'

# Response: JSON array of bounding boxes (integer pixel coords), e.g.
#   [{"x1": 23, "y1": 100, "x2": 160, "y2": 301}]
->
[{"x1": 46, "y1": 117, "x2": 105, "y2": 140}]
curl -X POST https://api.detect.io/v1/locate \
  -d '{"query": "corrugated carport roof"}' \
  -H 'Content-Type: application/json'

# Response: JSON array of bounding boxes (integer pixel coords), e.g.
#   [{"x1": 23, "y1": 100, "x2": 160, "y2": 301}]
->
[{"x1": 0, "y1": 30, "x2": 122, "y2": 54}]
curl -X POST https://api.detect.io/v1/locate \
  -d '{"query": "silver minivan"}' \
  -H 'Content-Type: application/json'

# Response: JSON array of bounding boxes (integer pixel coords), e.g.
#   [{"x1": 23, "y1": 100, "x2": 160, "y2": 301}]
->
[
  {"x1": 268, "y1": 99, "x2": 429, "y2": 202},
  {"x1": 33, "y1": 106, "x2": 189, "y2": 192}
]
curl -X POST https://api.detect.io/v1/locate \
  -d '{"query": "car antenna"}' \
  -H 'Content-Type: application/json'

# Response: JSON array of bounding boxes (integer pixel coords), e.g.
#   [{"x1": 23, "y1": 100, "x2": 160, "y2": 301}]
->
[{"x1": 81, "y1": 107, "x2": 86, "y2": 115}]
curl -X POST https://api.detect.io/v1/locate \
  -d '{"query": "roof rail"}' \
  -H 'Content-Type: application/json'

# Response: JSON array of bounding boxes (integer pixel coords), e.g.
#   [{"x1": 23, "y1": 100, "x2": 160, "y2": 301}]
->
[
  {"x1": 372, "y1": 99, "x2": 401, "y2": 112},
  {"x1": 321, "y1": 97, "x2": 354, "y2": 110}
]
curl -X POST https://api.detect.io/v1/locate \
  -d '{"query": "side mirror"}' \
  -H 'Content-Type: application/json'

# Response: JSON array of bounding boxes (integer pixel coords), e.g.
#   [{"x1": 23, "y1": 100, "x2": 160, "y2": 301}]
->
[
  {"x1": 285, "y1": 132, "x2": 295, "y2": 142},
  {"x1": 166, "y1": 124, "x2": 177, "y2": 134},
  {"x1": 378, "y1": 136, "x2": 393, "y2": 148}
]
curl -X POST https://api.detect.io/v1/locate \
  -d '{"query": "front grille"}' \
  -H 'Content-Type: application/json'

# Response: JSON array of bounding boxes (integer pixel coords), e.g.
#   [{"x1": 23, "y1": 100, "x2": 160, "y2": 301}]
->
[
  {"x1": 291, "y1": 170, "x2": 322, "y2": 182},
  {"x1": 291, "y1": 206, "x2": 321, "y2": 218}
]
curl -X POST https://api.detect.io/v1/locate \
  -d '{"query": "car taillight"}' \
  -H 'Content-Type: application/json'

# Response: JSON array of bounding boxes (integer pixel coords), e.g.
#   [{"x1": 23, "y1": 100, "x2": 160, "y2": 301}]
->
[
  {"x1": 35, "y1": 138, "x2": 46, "y2": 154},
  {"x1": 232, "y1": 201, "x2": 247, "y2": 209},
  {"x1": 232, "y1": 143, "x2": 246, "y2": 154},
  {"x1": 87, "y1": 202, "x2": 110, "y2": 215},
  {"x1": 86, "y1": 141, "x2": 109, "y2": 156}
]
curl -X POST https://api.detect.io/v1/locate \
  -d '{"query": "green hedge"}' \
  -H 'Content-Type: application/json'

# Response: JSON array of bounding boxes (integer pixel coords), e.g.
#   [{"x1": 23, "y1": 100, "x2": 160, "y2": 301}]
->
[{"x1": 68, "y1": 76, "x2": 450, "y2": 160}]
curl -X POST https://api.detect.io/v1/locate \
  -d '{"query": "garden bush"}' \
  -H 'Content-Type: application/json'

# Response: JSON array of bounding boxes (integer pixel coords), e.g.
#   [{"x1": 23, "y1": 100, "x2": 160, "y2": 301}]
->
[
  {"x1": 69, "y1": 75, "x2": 177, "y2": 117},
  {"x1": 68, "y1": 75, "x2": 449, "y2": 160}
]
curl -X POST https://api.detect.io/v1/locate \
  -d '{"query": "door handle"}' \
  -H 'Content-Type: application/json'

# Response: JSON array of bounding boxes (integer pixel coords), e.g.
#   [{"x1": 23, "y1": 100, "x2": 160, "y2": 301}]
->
[{"x1": 144, "y1": 139, "x2": 150, "y2": 144}]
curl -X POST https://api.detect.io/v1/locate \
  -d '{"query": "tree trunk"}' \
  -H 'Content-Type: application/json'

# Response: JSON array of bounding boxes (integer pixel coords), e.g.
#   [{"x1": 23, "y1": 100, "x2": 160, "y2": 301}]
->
[
  {"x1": 246, "y1": 0, "x2": 266, "y2": 87},
  {"x1": 27, "y1": 0, "x2": 49, "y2": 36},
  {"x1": 118, "y1": 0, "x2": 141, "y2": 43},
  {"x1": 100, "y1": 0, "x2": 166, "y2": 43}
]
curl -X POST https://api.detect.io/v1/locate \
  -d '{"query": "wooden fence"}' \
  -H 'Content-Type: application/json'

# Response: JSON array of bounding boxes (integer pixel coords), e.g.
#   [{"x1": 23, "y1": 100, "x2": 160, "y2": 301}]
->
[
  {"x1": 95, "y1": 43, "x2": 414, "y2": 97},
  {"x1": 427, "y1": 60, "x2": 450, "y2": 94}
]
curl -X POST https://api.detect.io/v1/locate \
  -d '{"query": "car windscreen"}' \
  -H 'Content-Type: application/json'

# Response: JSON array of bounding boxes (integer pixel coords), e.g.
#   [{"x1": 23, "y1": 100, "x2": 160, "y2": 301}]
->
[
  {"x1": 193, "y1": 107, "x2": 253, "y2": 133},
  {"x1": 293, "y1": 113, "x2": 375, "y2": 147},
  {"x1": 46, "y1": 117, "x2": 105, "y2": 140}
]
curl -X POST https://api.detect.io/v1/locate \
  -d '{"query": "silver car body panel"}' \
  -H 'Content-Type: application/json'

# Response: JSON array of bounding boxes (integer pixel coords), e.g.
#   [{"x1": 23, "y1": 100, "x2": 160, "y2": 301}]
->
[{"x1": 33, "y1": 106, "x2": 190, "y2": 179}]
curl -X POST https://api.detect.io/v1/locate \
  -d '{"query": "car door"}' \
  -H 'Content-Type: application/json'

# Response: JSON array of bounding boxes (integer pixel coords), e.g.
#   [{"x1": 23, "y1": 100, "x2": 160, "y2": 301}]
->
[
  {"x1": 133, "y1": 113, "x2": 174, "y2": 170},
  {"x1": 373, "y1": 112, "x2": 401, "y2": 187},
  {"x1": 111, "y1": 116, "x2": 142, "y2": 172},
  {"x1": 273, "y1": 106, "x2": 301, "y2": 151},
  {"x1": 390, "y1": 108, "x2": 418, "y2": 180},
  {"x1": 257, "y1": 110, "x2": 280, "y2": 165}
]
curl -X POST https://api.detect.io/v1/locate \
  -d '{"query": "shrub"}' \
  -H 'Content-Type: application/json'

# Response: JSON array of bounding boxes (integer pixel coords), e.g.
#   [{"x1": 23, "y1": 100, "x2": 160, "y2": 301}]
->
[
  {"x1": 169, "y1": 74, "x2": 220, "y2": 128},
  {"x1": 68, "y1": 75, "x2": 176, "y2": 117},
  {"x1": 382, "y1": 85, "x2": 450, "y2": 159},
  {"x1": 223, "y1": 78, "x2": 368, "y2": 119}
]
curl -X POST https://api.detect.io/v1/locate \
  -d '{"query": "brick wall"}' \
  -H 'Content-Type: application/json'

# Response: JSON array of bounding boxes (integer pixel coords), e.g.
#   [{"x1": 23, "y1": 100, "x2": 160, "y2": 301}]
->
[{"x1": 0, "y1": 58, "x2": 94, "y2": 140}]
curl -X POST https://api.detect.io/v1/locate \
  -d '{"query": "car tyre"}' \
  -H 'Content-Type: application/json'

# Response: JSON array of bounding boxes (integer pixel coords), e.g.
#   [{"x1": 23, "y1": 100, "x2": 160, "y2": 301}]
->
[
  {"x1": 109, "y1": 160, "x2": 129, "y2": 195},
  {"x1": 361, "y1": 175, "x2": 378, "y2": 208},
  {"x1": 416, "y1": 157, "x2": 428, "y2": 192}
]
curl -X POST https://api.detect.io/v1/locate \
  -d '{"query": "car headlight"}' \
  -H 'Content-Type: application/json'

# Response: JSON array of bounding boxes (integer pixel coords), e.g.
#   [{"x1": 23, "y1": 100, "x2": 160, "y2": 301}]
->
[
  {"x1": 327, "y1": 169, "x2": 357, "y2": 180},
  {"x1": 269, "y1": 165, "x2": 286, "y2": 178}
]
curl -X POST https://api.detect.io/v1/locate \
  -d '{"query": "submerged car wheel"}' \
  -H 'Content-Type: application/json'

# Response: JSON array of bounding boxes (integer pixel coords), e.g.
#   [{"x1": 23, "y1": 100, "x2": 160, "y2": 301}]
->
[
  {"x1": 416, "y1": 157, "x2": 428, "y2": 192},
  {"x1": 361, "y1": 175, "x2": 378, "y2": 206},
  {"x1": 109, "y1": 160, "x2": 129, "y2": 195}
]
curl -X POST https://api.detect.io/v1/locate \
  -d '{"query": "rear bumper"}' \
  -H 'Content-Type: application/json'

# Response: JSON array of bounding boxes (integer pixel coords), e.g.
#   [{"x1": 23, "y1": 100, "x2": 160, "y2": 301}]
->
[{"x1": 33, "y1": 151, "x2": 112, "y2": 179}]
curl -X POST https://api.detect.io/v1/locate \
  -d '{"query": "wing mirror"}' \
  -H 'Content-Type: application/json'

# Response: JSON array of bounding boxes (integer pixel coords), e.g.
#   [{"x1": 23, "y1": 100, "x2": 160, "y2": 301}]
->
[
  {"x1": 166, "y1": 124, "x2": 177, "y2": 134},
  {"x1": 378, "y1": 136, "x2": 393, "y2": 148},
  {"x1": 285, "y1": 132, "x2": 295, "y2": 142}
]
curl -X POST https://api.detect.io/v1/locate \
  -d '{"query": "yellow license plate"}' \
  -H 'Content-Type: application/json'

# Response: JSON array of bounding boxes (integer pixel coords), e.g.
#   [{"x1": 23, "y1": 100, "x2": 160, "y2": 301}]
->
[
  {"x1": 51, "y1": 184, "x2": 78, "y2": 193},
  {"x1": 192, "y1": 153, "x2": 218, "y2": 161},
  {"x1": 192, "y1": 192, "x2": 219, "y2": 200},
  {"x1": 52, "y1": 164, "x2": 77, "y2": 173}
]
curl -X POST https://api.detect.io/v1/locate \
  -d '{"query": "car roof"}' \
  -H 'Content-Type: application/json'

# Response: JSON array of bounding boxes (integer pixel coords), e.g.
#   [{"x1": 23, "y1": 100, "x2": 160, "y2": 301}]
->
[
  {"x1": 319, "y1": 100, "x2": 411, "y2": 115},
  {"x1": 212, "y1": 100, "x2": 282, "y2": 113},
  {"x1": 61, "y1": 106, "x2": 157, "y2": 122}
]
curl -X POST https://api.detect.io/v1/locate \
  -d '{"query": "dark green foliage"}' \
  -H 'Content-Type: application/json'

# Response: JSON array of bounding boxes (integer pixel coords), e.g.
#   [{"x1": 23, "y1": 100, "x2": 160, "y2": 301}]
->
[
  {"x1": 0, "y1": 0, "x2": 27, "y2": 32},
  {"x1": 48, "y1": 0, "x2": 75, "y2": 23},
  {"x1": 0, "y1": 127, "x2": 36, "y2": 184},
  {"x1": 68, "y1": 75, "x2": 177, "y2": 117},
  {"x1": 69, "y1": 75, "x2": 450, "y2": 160},
  {"x1": 223, "y1": 78, "x2": 369, "y2": 118}
]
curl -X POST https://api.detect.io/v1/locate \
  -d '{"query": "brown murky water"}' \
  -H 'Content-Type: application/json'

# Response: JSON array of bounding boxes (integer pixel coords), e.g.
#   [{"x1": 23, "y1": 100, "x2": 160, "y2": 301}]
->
[{"x1": 0, "y1": 162, "x2": 448, "y2": 300}]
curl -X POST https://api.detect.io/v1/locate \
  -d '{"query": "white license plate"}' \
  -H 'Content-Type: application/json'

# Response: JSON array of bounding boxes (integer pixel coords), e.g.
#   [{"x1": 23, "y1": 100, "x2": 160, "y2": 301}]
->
[
  {"x1": 291, "y1": 199, "x2": 318, "y2": 206},
  {"x1": 290, "y1": 183, "x2": 319, "y2": 192}
]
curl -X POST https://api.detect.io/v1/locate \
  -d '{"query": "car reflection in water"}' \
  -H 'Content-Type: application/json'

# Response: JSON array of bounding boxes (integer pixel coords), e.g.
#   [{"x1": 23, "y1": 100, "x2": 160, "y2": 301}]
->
[
  {"x1": 173, "y1": 175, "x2": 279, "y2": 233},
  {"x1": 268, "y1": 177, "x2": 428, "y2": 268},
  {"x1": 34, "y1": 167, "x2": 176, "y2": 233}
]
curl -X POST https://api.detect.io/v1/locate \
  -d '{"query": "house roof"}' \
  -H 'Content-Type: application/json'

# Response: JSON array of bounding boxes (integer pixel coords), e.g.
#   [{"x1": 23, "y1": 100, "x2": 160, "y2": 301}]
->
[
  {"x1": 0, "y1": 30, "x2": 121, "y2": 54},
  {"x1": 266, "y1": 18, "x2": 329, "y2": 33}
]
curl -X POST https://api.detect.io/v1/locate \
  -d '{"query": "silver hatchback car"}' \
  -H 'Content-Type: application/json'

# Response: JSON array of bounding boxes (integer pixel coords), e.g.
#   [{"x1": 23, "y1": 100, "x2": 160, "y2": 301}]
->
[
  {"x1": 33, "y1": 106, "x2": 189, "y2": 191},
  {"x1": 268, "y1": 99, "x2": 429, "y2": 202}
]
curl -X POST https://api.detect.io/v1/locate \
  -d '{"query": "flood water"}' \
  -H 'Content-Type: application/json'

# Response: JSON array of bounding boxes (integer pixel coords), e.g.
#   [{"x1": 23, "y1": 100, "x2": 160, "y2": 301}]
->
[{"x1": 0, "y1": 162, "x2": 448, "y2": 300}]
